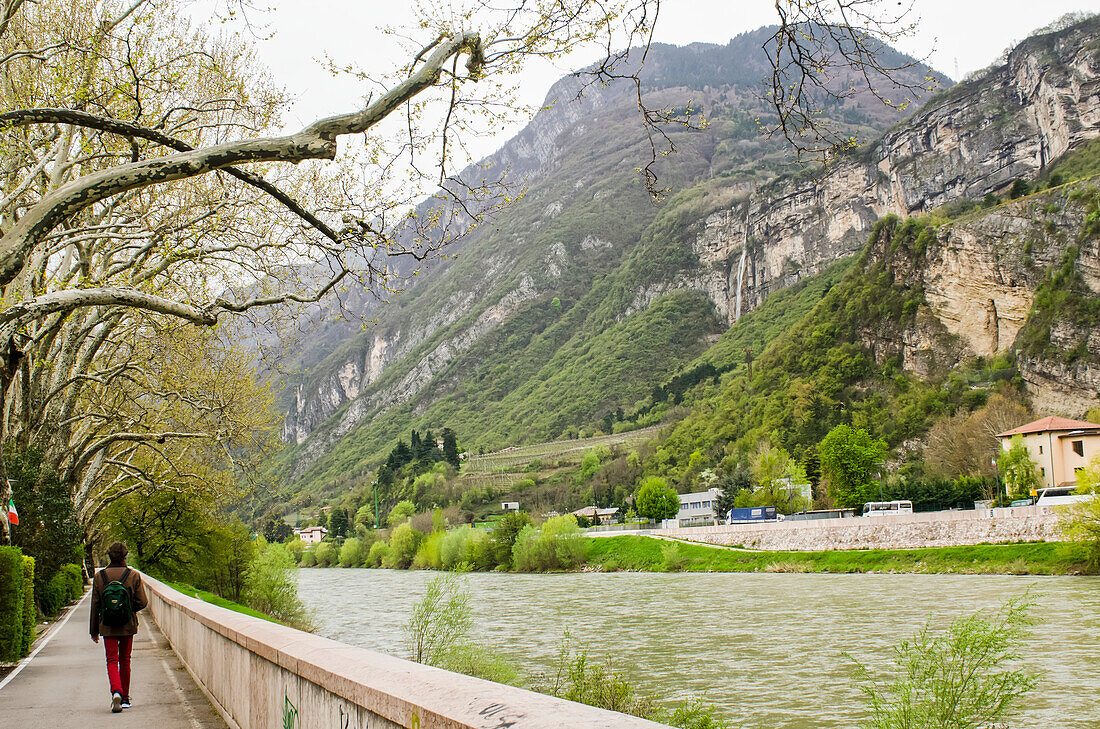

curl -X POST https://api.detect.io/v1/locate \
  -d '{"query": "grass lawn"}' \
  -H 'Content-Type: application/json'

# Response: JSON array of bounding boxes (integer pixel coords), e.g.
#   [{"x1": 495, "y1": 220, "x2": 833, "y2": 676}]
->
[
  {"x1": 584, "y1": 536, "x2": 1095, "y2": 575},
  {"x1": 163, "y1": 581, "x2": 281, "y2": 623}
]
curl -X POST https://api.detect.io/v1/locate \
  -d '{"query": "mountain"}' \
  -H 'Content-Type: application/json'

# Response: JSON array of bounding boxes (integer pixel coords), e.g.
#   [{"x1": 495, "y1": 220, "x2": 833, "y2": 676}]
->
[{"x1": 269, "y1": 17, "x2": 1100, "y2": 504}]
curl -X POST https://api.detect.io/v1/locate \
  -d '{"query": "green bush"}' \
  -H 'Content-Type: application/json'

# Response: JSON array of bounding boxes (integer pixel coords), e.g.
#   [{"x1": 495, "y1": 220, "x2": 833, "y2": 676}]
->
[
  {"x1": 36, "y1": 562, "x2": 84, "y2": 616},
  {"x1": 848, "y1": 595, "x2": 1039, "y2": 729},
  {"x1": 389, "y1": 523, "x2": 423, "y2": 569},
  {"x1": 59, "y1": 563, "x2": 84, "y2": 600},
  {"x1": 21, "y1": 556, "x2": 35, "y2": 654},
  {"x1": 413, "y1": 531, "x2": 444, "y2": 570},
  {"x1": 365, "y1": 540, "x2": 389, "y2": 567},
  {"x1": 0, "y1": 546, "x2": 26, "y2": 662},
  {"x1": 299, "y1": 549, "x2": 317, "y2": 567},
  {"x1": 512, "y1": 516, "x2": 586, "y2": 572},
  {"x1": 313, "y1": 541, "x2": 337, "y2": 567},
  {"x1": 339, "y1": 538, "x2": 362, "y2": 568},
  {"x1": 440, "y1": 528, "x2": 469, "y2": 570},
  {"x1": 41, "y1": 572, "x2": 67, "y2": 616},
  {"x1": 243, "y1": 542, "x2": 313, "y2": 631}
]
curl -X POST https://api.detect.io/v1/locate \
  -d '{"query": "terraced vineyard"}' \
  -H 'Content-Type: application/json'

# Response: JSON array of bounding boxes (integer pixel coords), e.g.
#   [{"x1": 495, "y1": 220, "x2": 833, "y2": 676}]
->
[{"x1": 464, "y1": 425, "x2": 663, "y2": 472}]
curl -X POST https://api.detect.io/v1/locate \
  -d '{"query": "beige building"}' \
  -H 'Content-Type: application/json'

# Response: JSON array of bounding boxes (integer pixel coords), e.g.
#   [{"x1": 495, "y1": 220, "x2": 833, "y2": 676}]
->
[
  {"x1": 996, "y1": 416, "x2": 1100, "y2": 488},
  {"x1": 293, "y1": 526, "x2": 328, "y2": 545}
]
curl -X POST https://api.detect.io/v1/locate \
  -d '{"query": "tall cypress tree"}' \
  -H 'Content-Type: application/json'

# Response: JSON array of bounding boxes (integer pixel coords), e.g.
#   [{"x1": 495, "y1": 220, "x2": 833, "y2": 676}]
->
[{"x1": 441, "y1": 428, "x2": 460, "y2": 468}]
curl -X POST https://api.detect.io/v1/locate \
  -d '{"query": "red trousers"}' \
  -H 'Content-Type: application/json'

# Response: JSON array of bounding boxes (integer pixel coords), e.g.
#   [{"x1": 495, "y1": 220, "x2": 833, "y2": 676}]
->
[{"x1": 103, "y1": 636, "x2": 133, "y2": 698}]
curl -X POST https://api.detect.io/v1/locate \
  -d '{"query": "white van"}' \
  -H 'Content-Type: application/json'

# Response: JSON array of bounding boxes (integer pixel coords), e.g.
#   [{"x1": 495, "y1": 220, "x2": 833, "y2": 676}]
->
[
  {"x1": 1034, "y1": 487, "x2": 1094, "y2": 507},
  {"x1": 862, "y1": 500, "x2": 914, "y2": 516}
]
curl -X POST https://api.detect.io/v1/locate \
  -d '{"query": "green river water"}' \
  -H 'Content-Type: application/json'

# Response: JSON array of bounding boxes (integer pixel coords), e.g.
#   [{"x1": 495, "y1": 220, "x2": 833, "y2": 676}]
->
[{"x1": 297, "y1": 570, "x2": 1099, "y2": 728}]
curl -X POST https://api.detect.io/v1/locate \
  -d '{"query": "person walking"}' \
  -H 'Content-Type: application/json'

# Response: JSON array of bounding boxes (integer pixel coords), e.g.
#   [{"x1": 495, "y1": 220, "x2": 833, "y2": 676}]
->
[{"x1": 89, "y1": 542, "x2": 148, "y2": 713}]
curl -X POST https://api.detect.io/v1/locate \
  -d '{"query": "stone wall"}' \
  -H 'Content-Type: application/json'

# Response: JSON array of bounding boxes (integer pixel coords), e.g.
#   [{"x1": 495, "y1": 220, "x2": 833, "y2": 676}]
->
[
  {"x1": 144, "y1": 577, "x2": 668, "y2": 729},
  {"x1": 639, "y1": 506, "x2": 1064, "y2": 551}
]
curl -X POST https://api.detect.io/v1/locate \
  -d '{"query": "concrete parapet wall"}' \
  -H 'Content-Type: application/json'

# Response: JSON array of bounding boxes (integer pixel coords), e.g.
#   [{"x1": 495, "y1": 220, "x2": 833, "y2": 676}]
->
[
  {"x1": 636, "y1": 506, "x2": 1065, "y2": 551},
  {"x1": 144, "y1": 577, "x2": 668, "y2": 729}
]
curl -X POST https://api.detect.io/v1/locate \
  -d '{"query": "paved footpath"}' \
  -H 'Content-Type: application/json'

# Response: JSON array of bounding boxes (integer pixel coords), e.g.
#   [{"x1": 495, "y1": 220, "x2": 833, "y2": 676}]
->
[{"x1": 0, "y1": 590, "x2": 226, "y2": 729}]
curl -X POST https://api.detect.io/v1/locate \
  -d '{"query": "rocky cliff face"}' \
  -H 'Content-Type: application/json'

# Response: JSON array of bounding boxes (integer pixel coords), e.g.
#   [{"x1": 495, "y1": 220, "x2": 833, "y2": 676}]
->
[
  {"x1": 849, "y1": 187, "x2": 1100, "y2": 414},
  {"x1": 686, "y1": 20, "x2": 1100, "y2": 326}
]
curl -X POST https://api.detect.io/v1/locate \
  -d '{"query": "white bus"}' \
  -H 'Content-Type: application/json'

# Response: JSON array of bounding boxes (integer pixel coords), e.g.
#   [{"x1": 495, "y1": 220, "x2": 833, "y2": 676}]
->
[{"x1": 862, "y1": 500, "x2": 914, "y2": 516}]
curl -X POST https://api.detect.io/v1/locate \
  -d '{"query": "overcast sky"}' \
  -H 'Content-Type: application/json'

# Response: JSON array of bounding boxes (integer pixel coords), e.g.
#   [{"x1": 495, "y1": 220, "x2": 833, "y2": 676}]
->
[{"x1": 215, "y1": 1, "x2": 1096, "y2": 160}]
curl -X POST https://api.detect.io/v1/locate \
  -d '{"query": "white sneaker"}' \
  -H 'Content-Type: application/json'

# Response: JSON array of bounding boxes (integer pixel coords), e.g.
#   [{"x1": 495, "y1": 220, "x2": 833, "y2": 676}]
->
[
  {"x1": 121, "y1": 698, "x2": 132, "y2": 709},
  {"x1": 111, "y1": 692, "x2": 122, "y2": 713}
]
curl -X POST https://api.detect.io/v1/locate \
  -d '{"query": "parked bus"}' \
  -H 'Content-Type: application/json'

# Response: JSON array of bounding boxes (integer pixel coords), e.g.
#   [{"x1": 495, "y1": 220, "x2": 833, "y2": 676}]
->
[{"x1": 861, "y1": 500, "x2": 913, "y2": 516}]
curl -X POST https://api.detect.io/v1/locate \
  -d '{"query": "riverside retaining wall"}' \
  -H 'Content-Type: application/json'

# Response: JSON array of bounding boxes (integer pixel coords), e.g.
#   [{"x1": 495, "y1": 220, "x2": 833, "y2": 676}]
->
[
  {"x1": 144, "y1": 577, "x2": 668, "y2": 729},
  {"x1": 609, "y1": 506, "x2": 1064, "y2": 551}
]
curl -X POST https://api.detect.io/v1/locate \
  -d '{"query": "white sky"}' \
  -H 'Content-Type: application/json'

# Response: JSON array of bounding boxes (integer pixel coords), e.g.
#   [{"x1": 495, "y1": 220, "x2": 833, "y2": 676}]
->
[{"x1": 220, "y1": 1, "x2": 1097, "y2": 160}]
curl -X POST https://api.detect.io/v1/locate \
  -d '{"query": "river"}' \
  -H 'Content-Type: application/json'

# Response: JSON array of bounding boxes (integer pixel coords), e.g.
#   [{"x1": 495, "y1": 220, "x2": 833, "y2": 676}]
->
[{"x1": 297, "y1": 570, "x2": 1100, "y2": 728}]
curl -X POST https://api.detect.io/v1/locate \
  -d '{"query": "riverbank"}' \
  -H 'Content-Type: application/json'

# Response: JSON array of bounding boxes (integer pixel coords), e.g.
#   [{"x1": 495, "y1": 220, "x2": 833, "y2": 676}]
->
[{"x1": 585, "y1": 535, "x2": 1095, "y2": 575}]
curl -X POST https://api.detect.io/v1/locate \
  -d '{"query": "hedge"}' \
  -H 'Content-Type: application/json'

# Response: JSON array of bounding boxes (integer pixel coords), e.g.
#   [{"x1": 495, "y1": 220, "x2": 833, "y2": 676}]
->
[
  {"x1": 21, "y1": 556, "x2": 35, "y2": 655},
  {"x1": 39, "y1": 563, "x2": 83, "y2": 616},
  {"x1": 0, "y1": 545, "x2": 26, "y2": 662}
]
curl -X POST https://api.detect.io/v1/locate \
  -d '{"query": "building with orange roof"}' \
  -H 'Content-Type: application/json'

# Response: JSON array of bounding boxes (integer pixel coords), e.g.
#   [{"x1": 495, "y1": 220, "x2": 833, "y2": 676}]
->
[{"x1": 995, "y1": 416, "x2": 1100, "y2": 488}]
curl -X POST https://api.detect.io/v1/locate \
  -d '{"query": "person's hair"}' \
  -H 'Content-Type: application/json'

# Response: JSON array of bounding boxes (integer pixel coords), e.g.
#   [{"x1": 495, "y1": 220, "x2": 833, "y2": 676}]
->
[{"x1": 107, "y1": 542, "x2": 128, "y2": 565}]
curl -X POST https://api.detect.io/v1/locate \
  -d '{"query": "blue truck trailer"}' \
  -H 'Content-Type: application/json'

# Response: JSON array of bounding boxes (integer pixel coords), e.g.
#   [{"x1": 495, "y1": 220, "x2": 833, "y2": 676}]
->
[{"x1": 726, "y1": 506, "x2": 778, "y2": 523}]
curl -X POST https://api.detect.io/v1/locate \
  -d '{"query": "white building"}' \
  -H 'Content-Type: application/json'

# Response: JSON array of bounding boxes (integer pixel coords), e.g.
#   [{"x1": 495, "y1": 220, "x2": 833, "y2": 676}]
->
[
  {"x1": 294, "y1": 526, "x2": 328, "y2": 545},
  {"x1": 666, "y1": 488, "x2": 721, "y2": 528}
]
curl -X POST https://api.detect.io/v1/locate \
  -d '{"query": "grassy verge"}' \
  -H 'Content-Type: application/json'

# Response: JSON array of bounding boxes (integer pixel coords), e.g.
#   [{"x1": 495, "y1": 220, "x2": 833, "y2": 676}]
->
[
  {"x1": 163, "y1": 582, "x2": 281, "y2": 624},
  {"x1": 584, "y1": 536, "x2": 1095, "y2": 575}
]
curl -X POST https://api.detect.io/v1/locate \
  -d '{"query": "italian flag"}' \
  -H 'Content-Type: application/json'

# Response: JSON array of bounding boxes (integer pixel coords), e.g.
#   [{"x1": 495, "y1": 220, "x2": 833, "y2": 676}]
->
[{"x1": 5, "y1": 498, "x2": 17, "y2": 526}]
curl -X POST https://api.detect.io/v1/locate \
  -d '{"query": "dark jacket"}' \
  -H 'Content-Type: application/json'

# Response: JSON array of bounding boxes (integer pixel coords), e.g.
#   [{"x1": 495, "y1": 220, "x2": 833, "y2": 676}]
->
[{"x1": 89, "y1": 565, "x2": 148, "y2": 638}]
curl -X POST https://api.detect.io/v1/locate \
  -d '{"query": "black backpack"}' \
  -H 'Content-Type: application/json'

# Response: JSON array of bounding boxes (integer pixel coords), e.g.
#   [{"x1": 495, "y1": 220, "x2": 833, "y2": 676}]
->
[{"x1": 100, "y1": 568, "x2": 133, "y2": 627}]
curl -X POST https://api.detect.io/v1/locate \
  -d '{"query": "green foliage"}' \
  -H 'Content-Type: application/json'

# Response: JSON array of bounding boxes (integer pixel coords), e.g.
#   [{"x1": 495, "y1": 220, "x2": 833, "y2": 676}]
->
[
  {"x1": 998, "y1": 436, "x2": 1040, "y2": 499},
  {"x1": 5, "y1": 445, "x2": 83, "y2": 607},
  {"x1": 1017, "y1": 245, "x2": 1100, "y2": 362},
  {"x1": 660, "y1": 542, "x2": 687, "y2": 571},
  {"x1": 328, "y1": 507, "x2": 350, "y2": 538},
  {"x1": 1060, "y1": 455, "x2": 1100, "y2": 568},
  {"x1": 387, "y1": 500, "x2": 417, "y2": 527},
  {"x1": 38, "y1": 562, "x2": 84, "y2": 616},
  {"x1": 543, "y1": 637, "x2": 731, "y2": 727},
  {"x1": 313, "y1": 541, "x2": 338, "y2": 567},
  {"x1": 403, "y1": 573, "x2": 472, "y2": 664},
  {"x1": 712, "y1": 468, "x2": 751, "y2": 518},
  {"x1": 101, "y1": 488, "x2": 221, "y2": 581},
  {"x1": 847, "y1": 595, "x2": 1039, "y2": 729},
  {"x1": 367, "y1": 540, "x2": 391, "y2": 567},
  {"x1": 339, "y1": 538, "x2": 362, "y2": 567},
  {"x1": 490, "y1": 511, "x2": 533, "y2": 569},
  {"x1": 820, "y1": 425, "x2": 888, "y2": 507},
  {"x1": 748, "y1": 441, "x2": 812, "y2": 514},
  {"x1": 437, "y1": 642, "x2": 522, "y2": 685},
  {"x1": 21, "y1": 556, "x2": 34, "y2": 654},
  {"x1": 413, "y1": 530, "x2": 445, "y2": 570},
  {"x1": 354, "y1": 504, "x2": 376, "y2": 529},
  {"x1": 262, "y1": 516, "x2": 293, "y2": 543},
  {"x1": 0, "y1": 546, "x2": 26, "y2": 662},
  {"x1": 1043, "y1": 135, "x2": 1100, "y2": 184},
  {"x1": 635, "y1": 477, "x2": 680, "y2": 521},
  {"x1": 165, "y1": 581, "x2": 281, "y2": 624},
  {"x1": 388, "y1": 522, "x2": 423, "y2": 569},
  {"x1": 243, "y1": 541, "x2": 313, "y2": 630},
  {"x1": 511, "y1": 516, "x2": 586, "y2": 571}
]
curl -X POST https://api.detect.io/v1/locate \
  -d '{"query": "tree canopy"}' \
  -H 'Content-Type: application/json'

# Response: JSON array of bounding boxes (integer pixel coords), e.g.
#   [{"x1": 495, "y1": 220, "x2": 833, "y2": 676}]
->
[{"x1": 819, "y1": 425, "x2": 888, "y2": 507}]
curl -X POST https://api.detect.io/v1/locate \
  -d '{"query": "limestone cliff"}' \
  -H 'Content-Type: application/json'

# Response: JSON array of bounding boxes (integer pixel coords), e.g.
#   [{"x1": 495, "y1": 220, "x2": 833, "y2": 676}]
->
[{"x1": 686, "y1": 18, "x2": 1100, "y2": 327}]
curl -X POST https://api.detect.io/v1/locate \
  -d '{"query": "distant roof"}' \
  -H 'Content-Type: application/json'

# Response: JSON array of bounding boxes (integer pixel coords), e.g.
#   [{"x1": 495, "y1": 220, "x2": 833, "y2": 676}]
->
[{"x1": 996, "y1": 416, "x2": 1100, "y2": 438}]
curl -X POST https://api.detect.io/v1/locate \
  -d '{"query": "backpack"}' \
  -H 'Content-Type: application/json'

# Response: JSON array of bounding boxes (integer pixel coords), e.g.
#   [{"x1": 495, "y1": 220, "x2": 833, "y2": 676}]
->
[{"x1": 100, "y1": 568, "x2": 133, "y2": 627}]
